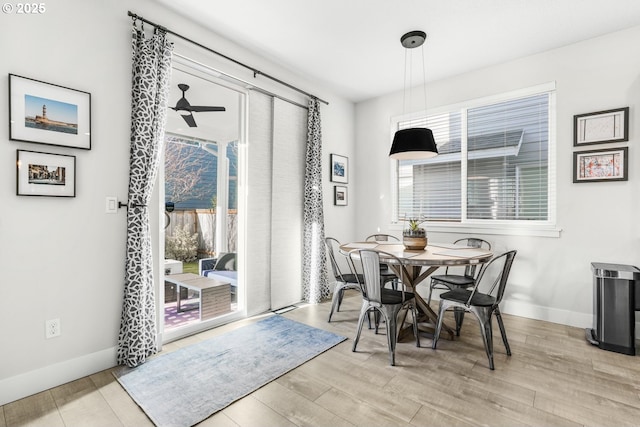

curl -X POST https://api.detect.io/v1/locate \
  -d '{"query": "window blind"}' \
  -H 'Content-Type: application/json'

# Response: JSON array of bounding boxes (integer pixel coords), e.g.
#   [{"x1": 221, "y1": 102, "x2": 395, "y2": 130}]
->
[
  {"x1": 398, "y1": 111, "x2": 462, "y2": 221},
  {"x1": 467, "y1": 94, "x2": 549, "y2": 221},
  {"x1": 396, "y1": 91, "x2": 550, "y2": 223}
]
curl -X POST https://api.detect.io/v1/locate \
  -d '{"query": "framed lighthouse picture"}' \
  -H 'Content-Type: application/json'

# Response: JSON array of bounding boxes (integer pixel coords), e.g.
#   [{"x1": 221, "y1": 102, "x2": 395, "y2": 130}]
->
[{"x1": 9, "y1": 74, "x2": 91, "y2": 149}]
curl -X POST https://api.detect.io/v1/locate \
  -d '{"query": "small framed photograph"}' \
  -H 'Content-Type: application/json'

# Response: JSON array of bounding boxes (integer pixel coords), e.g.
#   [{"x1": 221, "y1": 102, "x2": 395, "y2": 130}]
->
[
  {"x1": 9, "y1": 74, "x2": 91, "y2": 149},
  {"x1": 573, "y1": 147, "x2": 628, "y2": 183},
  {"x1": 17, "y1": 150, "x2": 76, "y2": 197},
  {"x1": 574, "y1": 107, "x2": 628, "y2": 146},
  {"x1": 330, "y1": 153, "x2": 348, "y2": 183},
  {"x1": 334, "y1": 185, "x2": 347, "y2": 206}
]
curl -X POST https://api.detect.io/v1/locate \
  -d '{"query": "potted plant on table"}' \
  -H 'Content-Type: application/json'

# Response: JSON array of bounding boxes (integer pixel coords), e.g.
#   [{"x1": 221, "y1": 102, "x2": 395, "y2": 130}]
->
[{"x1": 402, "y1": 215, "x2": 428, "y2": 250}]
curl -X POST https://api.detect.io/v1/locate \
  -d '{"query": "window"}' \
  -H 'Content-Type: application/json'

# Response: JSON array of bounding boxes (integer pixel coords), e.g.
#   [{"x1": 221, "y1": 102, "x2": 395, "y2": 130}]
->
[{"x1": 392, "y1": 83, "x2": 557, "y2": 236}]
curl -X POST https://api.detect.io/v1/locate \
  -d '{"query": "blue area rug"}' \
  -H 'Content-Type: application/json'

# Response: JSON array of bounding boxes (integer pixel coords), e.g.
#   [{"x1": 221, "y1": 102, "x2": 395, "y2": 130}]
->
[{"x1": 114, "y1": 315, "x2": 346, "y2": 427}]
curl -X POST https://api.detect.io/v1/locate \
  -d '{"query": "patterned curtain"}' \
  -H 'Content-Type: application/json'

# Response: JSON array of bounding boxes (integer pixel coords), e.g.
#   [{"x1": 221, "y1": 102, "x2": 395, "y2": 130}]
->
[
  {"x1": 117, "y1": 24, "x2": 173, "y2": 367},
  {"x1": 302, "y1": 98, "x2": 329, "y2": 303}
]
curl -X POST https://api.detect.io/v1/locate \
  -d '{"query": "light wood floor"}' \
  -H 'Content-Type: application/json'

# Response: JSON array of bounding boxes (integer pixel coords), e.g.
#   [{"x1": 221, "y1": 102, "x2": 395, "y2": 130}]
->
[{"x1": 2, "y1": 291, "x2": 640, "y2": 427}]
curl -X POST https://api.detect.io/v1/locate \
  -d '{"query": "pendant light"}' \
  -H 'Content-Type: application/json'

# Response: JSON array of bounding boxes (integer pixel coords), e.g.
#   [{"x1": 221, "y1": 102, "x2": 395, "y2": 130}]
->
[{"x1": 389, "y1": 30, "x2": 438, "y2": 160}]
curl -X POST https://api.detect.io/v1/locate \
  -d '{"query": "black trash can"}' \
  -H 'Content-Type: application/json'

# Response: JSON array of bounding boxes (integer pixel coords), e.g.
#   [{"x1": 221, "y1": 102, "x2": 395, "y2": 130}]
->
[{"x1": 586, "y1": 262, "x2": 640, "y2": 355}]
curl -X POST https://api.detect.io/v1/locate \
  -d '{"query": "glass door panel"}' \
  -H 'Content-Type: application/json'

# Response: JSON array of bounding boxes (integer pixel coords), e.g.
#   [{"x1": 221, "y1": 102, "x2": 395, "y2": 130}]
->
[{"x1": 162, "y1": 65, "x2": 245, "y2": 341}]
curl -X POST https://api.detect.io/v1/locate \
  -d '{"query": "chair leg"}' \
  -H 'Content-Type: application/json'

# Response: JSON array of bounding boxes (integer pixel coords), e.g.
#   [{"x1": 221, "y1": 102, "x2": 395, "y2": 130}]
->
[
  {"x1": 366, "y1": 308, "x2": 380, "y2": 331},
  {"x1": 397, "y1": 306, "x2": 409, "y2": 340},
  {"x1": 453, "y1": 309, "x2": 465, "y2": 336},
  {"x1": 432, "y1": 300, "x2": 448, "y2": 349},
  {"x1": 472, "y1": 306, "x2": 495, "y2": 370},
  {"x1": 372, "y1": 310, "x2": 381, "y2": 333},
  {"x1": 337, "y1": 287, "x2": 345, "y2": 309},
  {"x1": 411, "y1": 304, "x2": 421, "y2": 348},
  {"x1": 494, "y1": 307, "x2": 511, "y2": 356},
  {"x1": 380, "y1": 306, "x2": 398, "y2": 366},
  {"x1": 352, "y1": 300, "x2": 370, "y2": 352},
  {"x1": 327, "y1": 284, "x2": 342, "y2": 322},
  {"x1": 426, "y1": 280, "x2": 435, "y2": 305}
]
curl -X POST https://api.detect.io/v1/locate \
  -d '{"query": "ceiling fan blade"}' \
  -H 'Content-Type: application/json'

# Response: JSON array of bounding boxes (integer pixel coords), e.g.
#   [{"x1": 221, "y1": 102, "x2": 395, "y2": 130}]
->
[
  {"x1": 181, "y1": 113, "x2": 197, "y2": 127},
  {"x1": 171, "y1": 84, "x2": 225, "y2": 123},
  {"x1": 188, "y1": 106, "x2": 226, "y2": 112}
]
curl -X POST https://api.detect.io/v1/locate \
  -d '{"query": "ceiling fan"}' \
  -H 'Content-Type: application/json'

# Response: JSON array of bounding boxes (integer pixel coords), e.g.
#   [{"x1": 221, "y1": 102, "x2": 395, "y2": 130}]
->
[{"x1": 170, "y1": 83, "x2": 225, "y2": 127}]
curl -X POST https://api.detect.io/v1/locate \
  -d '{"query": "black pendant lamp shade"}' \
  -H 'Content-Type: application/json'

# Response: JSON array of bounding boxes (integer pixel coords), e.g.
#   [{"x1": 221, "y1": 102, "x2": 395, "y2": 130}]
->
[
  {"x1": 389, "y1": 128, "x2": 438, "y2": 160},
  {"x1": 390, "y1": 30, "x2": 438, "y2": 160}
]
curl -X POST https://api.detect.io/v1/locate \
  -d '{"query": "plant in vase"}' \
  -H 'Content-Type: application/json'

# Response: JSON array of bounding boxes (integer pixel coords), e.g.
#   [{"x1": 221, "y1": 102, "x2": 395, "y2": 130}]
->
[{"x1": 402, "y1": 216, "x2": 428, "y2": 250}]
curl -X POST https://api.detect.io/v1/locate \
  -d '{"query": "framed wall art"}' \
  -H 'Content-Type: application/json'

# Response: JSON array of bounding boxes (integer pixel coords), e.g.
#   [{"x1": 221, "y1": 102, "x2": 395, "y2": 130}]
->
[
  {"x1": 573, "y1": 107, "x2": 628, "y2": 146},
  {"x1": 573, "y1": 147, "x2": 628, "y2": 183},
  {"x1": 17, "y1": 150, "x2": 76, "y2": 197},
  {"x1": 9, "y1": 74, "x2": 91, "y2": 149},
  {"x1": 334, "y1": 185, "x2": 347, "y2": 206},
  {"x1": 330, "y1": 153, "x2": 348, "y2": 183}
]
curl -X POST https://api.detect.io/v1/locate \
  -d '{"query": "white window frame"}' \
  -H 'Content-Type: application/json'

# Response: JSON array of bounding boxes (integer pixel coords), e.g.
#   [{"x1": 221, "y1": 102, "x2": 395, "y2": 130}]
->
[{"x1": 390, "y1": 82, "x2": 561, "y2": 238}]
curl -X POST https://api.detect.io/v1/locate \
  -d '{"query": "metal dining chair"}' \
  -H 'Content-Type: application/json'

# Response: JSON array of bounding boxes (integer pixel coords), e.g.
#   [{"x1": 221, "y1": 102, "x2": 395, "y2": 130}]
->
[
  {"x1": 365, "y1": 234, "x2": 400, "y2": 289},
  {"x1": 325, "y1": 237, "x2": 363, "y2": 322},
  {"x1": 432, "y1": 250, "x2": 517, "y2": 370},
  {"x1": 427, "y1": 237, "x2": 492, "y2": 335},
  {"x1": 348, "y1": 249, "x2": 420, "y2": 366}
]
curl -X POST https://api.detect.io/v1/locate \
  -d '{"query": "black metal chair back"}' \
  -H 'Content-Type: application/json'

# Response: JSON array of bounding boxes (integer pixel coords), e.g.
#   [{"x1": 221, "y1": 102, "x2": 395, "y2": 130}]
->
[
  {"x1": 347, "y1": 249, "x2": 420, "y2": 365},
  {"x1": 454, "y1": 237, "x2": 492, "y2": 279},
  {"x1": 365, "y1": 234, "x2": 400, "y2": 242},
  {"x1": 325, "y1": 237, "x2": 362, "y2": 322},
  {"x1": 432, "y1": 250, "x2": 517, "y2": 370}
]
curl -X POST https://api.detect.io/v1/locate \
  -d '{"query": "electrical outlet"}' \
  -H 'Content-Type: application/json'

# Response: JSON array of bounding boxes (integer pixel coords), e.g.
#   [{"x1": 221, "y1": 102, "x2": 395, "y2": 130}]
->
[{"x1": 45, "y1": 318, "x2": 61, "y2": 339}]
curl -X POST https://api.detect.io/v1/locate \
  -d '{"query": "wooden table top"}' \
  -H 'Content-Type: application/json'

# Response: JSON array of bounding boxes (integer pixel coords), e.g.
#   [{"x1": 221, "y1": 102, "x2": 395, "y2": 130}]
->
[{"x1": 339, "y1": 241, "x2": 493, "y2": 267}]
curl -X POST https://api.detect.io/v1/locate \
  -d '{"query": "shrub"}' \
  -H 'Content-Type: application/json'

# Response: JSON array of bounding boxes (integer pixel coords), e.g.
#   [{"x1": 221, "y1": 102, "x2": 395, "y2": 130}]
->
[{"x1": 165, "y1": 225, "x2": 198, "y2": 262}]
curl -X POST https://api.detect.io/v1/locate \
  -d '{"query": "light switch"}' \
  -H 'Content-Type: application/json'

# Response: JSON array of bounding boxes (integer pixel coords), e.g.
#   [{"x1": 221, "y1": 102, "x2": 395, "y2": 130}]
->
[{"x1": 106, "y1": 196, "x2": 118, "y2": 214}]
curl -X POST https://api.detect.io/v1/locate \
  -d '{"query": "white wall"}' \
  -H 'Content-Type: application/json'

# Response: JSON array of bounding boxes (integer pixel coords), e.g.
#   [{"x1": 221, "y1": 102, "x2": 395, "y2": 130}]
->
[
  {"x1": 0, "y1": 0, "x2": 355, "y2": 405},
  {"x1": 322, "y1": 100, "x2": 357, "y2": 243},
  {"x1": 354, "y1": 26, "x2": 640, "y2": 329}
]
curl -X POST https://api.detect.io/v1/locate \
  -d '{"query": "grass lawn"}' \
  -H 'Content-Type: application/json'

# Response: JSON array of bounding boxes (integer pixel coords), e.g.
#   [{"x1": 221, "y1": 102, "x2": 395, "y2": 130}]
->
[{"x1": 183, "y1": 261, "x2": 198, "y2": 274}]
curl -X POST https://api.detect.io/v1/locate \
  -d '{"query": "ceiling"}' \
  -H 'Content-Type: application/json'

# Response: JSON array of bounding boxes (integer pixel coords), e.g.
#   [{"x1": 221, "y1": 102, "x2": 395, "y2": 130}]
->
[{"x1": 154, "y1": 0, "x2": 640, "y2": 103}]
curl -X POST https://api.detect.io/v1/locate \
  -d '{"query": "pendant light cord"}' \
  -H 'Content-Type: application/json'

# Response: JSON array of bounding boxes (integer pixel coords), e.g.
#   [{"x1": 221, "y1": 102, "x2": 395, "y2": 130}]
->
[
  {"x1": 421, "y1": 44, "x2": 428, "y2": 118},
  {"x1": 402, "y1": 48, "x2": 408, "y2": 118},
  {"x1": 401, "y1": 40, "x2": 428, "y2": 127}
]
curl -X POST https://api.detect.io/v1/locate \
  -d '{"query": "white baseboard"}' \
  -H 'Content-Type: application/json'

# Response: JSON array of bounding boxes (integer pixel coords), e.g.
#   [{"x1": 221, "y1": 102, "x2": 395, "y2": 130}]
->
[
  {"x1": 0, "y1": 346, "x2": 117, "y2": 406},
  {"x1": 500, "y1": 300, "x2": 592, "y2": 329},
  {"x1": 437, "y1": 295, "x2": 640, "y2": 339}
]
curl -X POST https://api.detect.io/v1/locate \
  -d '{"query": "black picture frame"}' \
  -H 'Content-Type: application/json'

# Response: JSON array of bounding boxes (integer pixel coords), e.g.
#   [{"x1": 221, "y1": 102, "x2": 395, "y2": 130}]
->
[
  {"x1": 334, "y1": 185, "x2": 347, "y2": 206},
  {"x1": 9, "y1": 74, "x2": 91, "y2": 149},
  {"x1": 573, "y1": 147, "x2": 628, "y2": 183},
  {"x1": 17, "y1": 149, "x2": 76, "y2": 197},
  {"x1": 330, "y1": 153, "x2": 348, "y2": 183},
  {"x1": 573, "y1": 107, "x2": 629, "y2": 146}
]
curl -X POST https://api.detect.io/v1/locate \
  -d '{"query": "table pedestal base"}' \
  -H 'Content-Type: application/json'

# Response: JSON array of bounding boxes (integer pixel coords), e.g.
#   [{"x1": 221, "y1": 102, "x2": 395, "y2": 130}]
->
[{"x1": 392, "y1": 264, "x2": 456, "y2": 341}]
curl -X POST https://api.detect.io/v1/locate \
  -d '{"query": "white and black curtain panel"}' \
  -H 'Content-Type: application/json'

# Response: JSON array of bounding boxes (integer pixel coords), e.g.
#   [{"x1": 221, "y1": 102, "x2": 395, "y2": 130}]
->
[
  {"x1": 117, "y1": 25, "x2": 173, "y2": 367},
  {"x1": 302, "y1": 98, "x2": 329, "y2": 303}
]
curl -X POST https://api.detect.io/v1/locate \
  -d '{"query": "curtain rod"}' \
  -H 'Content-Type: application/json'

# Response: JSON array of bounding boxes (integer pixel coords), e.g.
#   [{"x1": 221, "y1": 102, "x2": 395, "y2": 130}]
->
[
  {"x1": 128, "y1": 11, "x2": 329, "y2": 105},
  {"x1": 172, "y1": 52, "x2": 310, "y2": 110}
]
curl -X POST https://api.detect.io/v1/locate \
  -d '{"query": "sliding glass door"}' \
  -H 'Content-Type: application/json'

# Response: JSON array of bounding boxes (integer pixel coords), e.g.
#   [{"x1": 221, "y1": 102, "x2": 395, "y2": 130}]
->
[{"x1": 161, "y1": 63, "x2": 245, "y2": 342}]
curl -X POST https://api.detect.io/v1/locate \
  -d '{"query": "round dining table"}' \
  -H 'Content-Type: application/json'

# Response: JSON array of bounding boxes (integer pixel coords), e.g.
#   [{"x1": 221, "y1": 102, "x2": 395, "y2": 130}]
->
[{"x1": 340, "y1": 241, "x2": 493, "y2": 340}]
